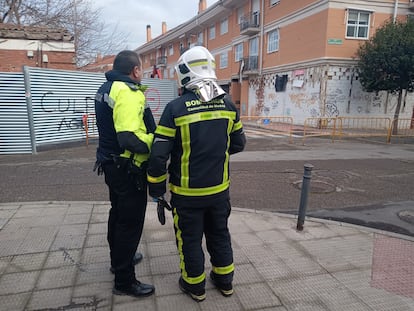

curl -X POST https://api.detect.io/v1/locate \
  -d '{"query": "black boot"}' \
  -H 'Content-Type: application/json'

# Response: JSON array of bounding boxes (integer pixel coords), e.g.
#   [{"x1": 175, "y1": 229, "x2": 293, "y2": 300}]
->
[
  {"x1": 178, "y1": 277, "x2": 206, "y2": 302},
  {"x1": 113, "y1": 280, "x2": 155, "y2": 297},
  {"x1": 210, "y1": 271, "x2": 233, "y2": 297}
]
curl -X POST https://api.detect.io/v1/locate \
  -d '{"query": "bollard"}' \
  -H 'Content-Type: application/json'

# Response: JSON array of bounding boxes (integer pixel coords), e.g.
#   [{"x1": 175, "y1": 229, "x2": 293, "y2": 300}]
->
[{"x1": 296, "y1": 164, "x2": 314, "y2": 231}]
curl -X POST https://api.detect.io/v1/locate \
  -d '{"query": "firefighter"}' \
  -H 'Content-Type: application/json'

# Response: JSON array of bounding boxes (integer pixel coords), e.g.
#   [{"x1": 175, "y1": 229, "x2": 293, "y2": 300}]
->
[
  {"x1": 94, "y1": 50, "x2": 156, "y2": 298},
  {"x1": 147, "y1": 46, "x2": 246, "y2": 302}
]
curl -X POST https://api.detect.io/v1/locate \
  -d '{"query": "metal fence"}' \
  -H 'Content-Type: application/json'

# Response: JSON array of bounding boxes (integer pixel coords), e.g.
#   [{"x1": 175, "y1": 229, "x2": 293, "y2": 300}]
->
[
  {"x1": 0, "y1": 67, "x2": 178, "y2": 154},
  {"x1": 390, "y1": 118, "x2": 414, "y2": 143},
  {"x1": 303, "y1": 117, "x2": 338, "y2": 143},
  {"x1": 241, "y1": 116, "x2": 294, "y2": 142},
  {"x1": 303, "y1": 117, "x2": 392, "y2": 143},
  {"x1": 240, "y1": 115, "x2": 413, "y2": 144}
]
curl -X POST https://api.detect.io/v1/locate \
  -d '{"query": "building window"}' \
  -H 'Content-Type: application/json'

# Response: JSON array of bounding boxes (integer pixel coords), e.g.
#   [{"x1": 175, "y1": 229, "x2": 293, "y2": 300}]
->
[
  {"x1": 270, "y1": 0, "x2": 280, "y2": 6},
  {"x1": 220, "y1": 52, "x2": 228, "y2": 68},
  {"x1": 237, "y1": 7, "x2": 244, "y2": 24},
  {"x1": 249, "y1": 37, "x2": 259, "y2": 56},
  {"x1": 198, "y1": 32, "x2": 203, "y2": 45},
  {"x1": 169, "y1": 67, "x2": 175, "y2": 78},
  {"x1": 267, "y1": 29, "x2": 279, "y2": 53},
  {"x1": 169, "y1": 44, "x2": 174, "y2": 56},
  {"x1": 235, "y1": 43, "x2": 243, "y2": 61},
  {"x1": 346, "y1": 9, "x2": 370, "y2": 39},
  {"x1": 209, "y1": 25, "x2": 216, "y2": 40},
  {"x1": 220, "y1": 18, "x2": 228, "y2": 35}
]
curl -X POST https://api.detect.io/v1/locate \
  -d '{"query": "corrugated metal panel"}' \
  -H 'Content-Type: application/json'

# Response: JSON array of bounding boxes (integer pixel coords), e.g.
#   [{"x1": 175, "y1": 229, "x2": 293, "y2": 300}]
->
[
  {"x1": 0, "y1": 72, "x2": 32, "y2": 154},
  {"x1": 24, "y1": 67, "x2": 106, "y2": 147},
  {"x1": 24, "y1": 67, "x2": 178, "y2": 149},
  {"x1": 141, "y1": 78, "x2": 178, "y2": 122},
  {"x1": 0, "y1": 67, "x2": 177, "y2": 154}
]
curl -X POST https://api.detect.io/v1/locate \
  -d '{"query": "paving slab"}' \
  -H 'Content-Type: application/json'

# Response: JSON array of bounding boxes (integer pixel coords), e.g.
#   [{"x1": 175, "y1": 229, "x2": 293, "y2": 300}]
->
[{"x1": 0, "y1": 201, "x2": 413, "y2": 310}]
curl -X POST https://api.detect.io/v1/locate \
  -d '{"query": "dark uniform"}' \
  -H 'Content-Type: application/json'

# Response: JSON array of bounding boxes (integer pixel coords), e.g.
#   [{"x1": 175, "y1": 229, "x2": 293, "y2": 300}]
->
[
  {"x1": 147, "y1": 89, "x2": 246, "y2": 295},
  {"x1": 95, "y1": 69, "x2": 155, "y2": 290}
]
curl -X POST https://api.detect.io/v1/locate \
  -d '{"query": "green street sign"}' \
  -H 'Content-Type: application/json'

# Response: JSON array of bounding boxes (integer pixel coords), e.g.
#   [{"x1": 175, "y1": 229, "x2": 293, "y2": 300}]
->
[{"x1": 328, "y1": 38, "x2": 343, "y2": 45}]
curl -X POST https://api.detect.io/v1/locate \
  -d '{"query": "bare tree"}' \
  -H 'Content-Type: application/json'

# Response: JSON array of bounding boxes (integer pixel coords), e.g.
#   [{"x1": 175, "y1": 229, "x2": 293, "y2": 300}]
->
[{"x1": 0, "y1": 0, "x2": 130, "y2": 66}]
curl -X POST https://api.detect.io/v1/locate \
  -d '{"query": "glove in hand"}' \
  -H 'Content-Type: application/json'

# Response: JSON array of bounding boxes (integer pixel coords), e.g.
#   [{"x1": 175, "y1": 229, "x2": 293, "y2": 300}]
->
[{"x1": 156, "y1": 197, "x2": 172, "y2": 225}]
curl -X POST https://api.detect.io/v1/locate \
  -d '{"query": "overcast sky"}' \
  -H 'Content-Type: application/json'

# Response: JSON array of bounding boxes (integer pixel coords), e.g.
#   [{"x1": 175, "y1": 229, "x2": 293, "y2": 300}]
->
[{"x1": 93, "y1": 0, "x2": 219, "y2": 50}]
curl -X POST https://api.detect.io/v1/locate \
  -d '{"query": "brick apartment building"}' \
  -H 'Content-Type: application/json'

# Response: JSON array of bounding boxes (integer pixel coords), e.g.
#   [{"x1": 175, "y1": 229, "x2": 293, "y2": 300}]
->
[
  {"x1": 135, "y1": 0, "x2": 414, "y2": 122},
  {"x1": 81, "y1": 53, "x2": 115, "y2": 73},
  {"x1": 0, "y1": 23, "x2": 76, "y2": 72}
]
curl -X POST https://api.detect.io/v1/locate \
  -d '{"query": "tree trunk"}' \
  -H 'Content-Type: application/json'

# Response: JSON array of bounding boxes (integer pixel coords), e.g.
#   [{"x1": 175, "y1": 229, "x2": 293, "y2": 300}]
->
[{"x1": 392, "y1": 89, "x2": 403, "y2": 135}]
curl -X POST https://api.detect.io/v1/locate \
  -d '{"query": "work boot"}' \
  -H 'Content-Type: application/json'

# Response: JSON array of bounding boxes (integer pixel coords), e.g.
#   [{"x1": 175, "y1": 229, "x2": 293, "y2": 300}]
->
[
  {"x1": 110, "y1": 252, "x2": 143, "y2": 274},
  {"x1": 178, "y1": 277, "x2": 206, "y2": 302},
  {"x1": 113, "y1": 280, "x2": 155, "y2": 297},
  {"x1": 210, "y1": 271, "x2": 233, "y2": 297}
]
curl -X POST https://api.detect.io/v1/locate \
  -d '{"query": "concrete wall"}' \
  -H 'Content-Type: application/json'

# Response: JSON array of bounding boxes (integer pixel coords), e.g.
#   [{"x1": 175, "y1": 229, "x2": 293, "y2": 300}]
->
[{"x1": 248, "y1": 64, "x2": 414, "y2": 124}]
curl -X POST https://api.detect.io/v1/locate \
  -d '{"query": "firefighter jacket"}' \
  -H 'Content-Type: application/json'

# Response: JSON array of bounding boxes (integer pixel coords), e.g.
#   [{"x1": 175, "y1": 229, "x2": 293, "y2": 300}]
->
[
  {"x1": 95, "y1": 70, "x2": 156, "y2": 168},
  {"x1": 147, "y1": 89, "x2": 246, "y2": 204}
]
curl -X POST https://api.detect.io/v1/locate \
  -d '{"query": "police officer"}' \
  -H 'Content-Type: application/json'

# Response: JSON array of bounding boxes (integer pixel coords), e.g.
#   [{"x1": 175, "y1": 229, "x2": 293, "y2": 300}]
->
[
  {"x1": 94, "y1": 50, "x2": 155, "y2": 297},
  {"x1": 147, "y1": 46, "x2": 246, "y2": 302}
]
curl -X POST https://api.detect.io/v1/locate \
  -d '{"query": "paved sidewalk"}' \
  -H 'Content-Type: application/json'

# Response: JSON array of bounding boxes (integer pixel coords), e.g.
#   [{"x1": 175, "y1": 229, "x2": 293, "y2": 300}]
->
[{"x1": 0, "y1": 201, "x2": 413, "y2": 311}]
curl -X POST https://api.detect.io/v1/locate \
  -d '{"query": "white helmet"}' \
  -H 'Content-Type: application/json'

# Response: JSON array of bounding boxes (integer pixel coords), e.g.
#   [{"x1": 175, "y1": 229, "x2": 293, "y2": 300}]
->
[{"x1": 175, "y1": 46, "x2": 217, "y2": 88}]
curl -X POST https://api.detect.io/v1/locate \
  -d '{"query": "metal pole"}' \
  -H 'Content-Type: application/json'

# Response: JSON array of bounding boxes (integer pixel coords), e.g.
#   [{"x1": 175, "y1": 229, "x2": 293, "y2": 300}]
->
[
  {"x1": 23, "y1": 65, "x2": 37, "y2": 154},
  {"x1": 296, "y1": 164, "x2": 314, "y2": 231}
]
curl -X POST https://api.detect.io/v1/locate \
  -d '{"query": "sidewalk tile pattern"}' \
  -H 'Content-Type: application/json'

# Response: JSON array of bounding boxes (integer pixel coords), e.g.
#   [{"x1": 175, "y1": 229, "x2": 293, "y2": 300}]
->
[
  {"x1": 0, "y1": 201, "x2": 413, "y2": 310},
  {"x1": 371, "y1": 235, "x2": 414, "y2": 299}
]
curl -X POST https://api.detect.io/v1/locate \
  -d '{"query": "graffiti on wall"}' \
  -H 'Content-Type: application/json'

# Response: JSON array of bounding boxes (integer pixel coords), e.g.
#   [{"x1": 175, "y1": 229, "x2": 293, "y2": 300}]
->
[
  {"x1": 39, "y1": 91, "x2": 94, "y2": 132},
  {"x1": 37, "y1": 87, "x2": 162, "y2": 133},
  {"x1": 248, "y1": 64, "x2": 414, "y2": 123},
  {"x1": 250, "y1": 70, "x2": 323, "y2": 120},
  {"x1": 267, "y1": 93, "x2": 279, "y2": 110},
  {"x1": 255, "y1": 78, "x2": 265, "y2": 115}
]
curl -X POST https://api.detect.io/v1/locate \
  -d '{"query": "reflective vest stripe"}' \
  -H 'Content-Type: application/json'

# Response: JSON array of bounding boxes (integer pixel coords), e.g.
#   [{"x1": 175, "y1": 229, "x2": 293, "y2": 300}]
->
[
  {"x1": 223, "y1": 120, "x2": 232, "y2": 182},
  {"x1": 169, "y1": 180, "x2": 230, "y2": 196},
  {"x1": 173, "y1": 110, "x2": 235, "y2": 195},
  {"x1": 155, "y1": 125, "x2": 176, "y2": 137},
  {"x1": 173, "y1": 208, "x2": 206, "y2": 285},
  {"x1": 212, "y1": 263, "x2": 235, "y2": 275},
  {"x1": 147, "y1": 173, "x2": 167, "y2": 183},
  {"x1": 181, "y1": 124, "x2": 191, "y2": 188},
  {"x1": 175, "y1": 111, "x2": 236, "y2": 126},
  {"x1": 233, "y1": 120, "x2": 243, "y2": 132}
]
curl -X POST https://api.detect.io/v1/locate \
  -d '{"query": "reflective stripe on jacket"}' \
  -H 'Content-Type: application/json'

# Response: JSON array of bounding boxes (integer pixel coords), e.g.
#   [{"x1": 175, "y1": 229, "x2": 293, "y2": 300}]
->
[
  {"x1": 147, "y1": 90, "x2": 246, "y2": 198},
  {"x1": 95, "y1": 71, "x2": 154, "y2": 168}
]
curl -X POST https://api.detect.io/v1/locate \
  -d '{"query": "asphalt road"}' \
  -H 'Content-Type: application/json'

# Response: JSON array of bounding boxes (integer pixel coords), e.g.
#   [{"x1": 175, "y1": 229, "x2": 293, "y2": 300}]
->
[{"x1": 1, "y1": 132, "x2": 413, "y2": 236}]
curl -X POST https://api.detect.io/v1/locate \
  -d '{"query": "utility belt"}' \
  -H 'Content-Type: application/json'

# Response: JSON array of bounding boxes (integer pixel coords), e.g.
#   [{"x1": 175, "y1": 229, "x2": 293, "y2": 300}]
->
[
  {"x1": 94, "y1": 155, "x2": 148, "y2": 191},
  {"x1": 112, "y1": 155, "x2": 148, "y2": 191}
]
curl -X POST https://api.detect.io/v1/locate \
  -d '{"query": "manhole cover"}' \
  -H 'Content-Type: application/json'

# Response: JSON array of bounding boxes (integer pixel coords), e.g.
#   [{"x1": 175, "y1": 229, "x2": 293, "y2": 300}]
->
[
  {"x1": 315, "y1": 170, "x2": 360, "y2": 180},
  {"x1": 292, "y1": 180, "x2": 336, "y2": 194},
  {"x1": 397, "y1": 210, "x2": 414, "y2": 225}
]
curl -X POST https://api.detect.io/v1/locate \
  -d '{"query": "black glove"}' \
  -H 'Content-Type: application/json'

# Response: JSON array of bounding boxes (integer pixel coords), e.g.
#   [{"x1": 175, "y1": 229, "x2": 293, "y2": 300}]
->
[{"x1": 155, "y1": 197, "x2": 172, "y2": 225}]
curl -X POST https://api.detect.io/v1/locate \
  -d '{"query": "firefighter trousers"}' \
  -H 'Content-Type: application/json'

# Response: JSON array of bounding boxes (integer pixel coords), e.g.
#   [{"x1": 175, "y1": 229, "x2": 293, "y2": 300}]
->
[
  {"x1": 172, "y1": 198, "x2": 234, "y2": 291},
  {"x1": 103, "y1": 162, "x2": 147, "y2": 288}
]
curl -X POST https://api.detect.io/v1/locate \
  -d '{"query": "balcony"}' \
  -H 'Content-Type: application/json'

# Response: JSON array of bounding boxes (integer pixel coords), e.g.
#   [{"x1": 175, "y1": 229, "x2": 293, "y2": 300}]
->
[
  {"x1": 157, "y1": 56, "x2": 167, "y2": 67},
  {"x1": 242, "y1": 56, "x2": 259, "y2": 75},
  {"x1": 240, "y1": 12, "x2": 260, "y2": 36},
  {"x1": 409, "y1": 0, "x2": 414, "y2": 11}
]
